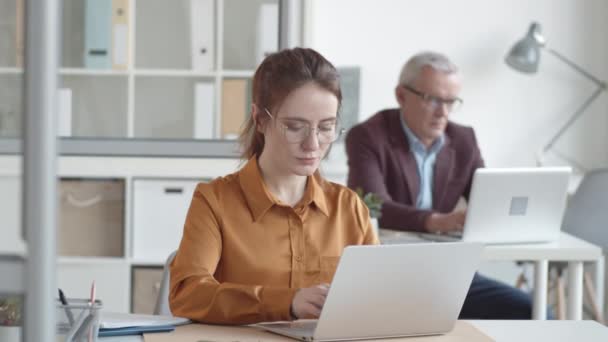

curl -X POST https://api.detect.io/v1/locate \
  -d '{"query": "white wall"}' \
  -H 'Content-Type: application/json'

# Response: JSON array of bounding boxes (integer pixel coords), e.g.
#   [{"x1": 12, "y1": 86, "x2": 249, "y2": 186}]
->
[{"x1": 309, "y1": 0, "x2": 608, "y2": 169}]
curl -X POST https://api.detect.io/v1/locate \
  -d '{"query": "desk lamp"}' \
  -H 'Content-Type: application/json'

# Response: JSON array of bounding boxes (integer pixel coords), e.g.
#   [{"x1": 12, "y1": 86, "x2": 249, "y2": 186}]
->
[{"x1": 505, "y1": 22, "x2": 607, "y2": 167}]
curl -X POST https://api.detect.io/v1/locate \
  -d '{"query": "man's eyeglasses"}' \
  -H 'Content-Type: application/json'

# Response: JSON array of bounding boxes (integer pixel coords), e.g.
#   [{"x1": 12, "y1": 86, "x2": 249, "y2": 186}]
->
[
  {"x1": 264, "y1": 108, "x2": 345, "y2": 144},
  {"x1": 402, "y1": 85, "x2": 463, "y2": 113}
]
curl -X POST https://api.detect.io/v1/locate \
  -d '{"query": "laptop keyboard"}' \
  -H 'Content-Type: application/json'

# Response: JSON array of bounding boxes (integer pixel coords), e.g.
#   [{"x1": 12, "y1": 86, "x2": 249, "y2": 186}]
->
[
  {"x1": 262, "y1": 320, "x2": 317, "y2": 335},
  {"x1": 417, "y1": 231, "x2": 463, "y2": 242}
]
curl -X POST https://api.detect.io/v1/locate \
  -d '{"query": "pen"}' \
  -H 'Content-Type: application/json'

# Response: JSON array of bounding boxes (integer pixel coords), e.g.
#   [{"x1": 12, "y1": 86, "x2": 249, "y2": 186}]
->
[
  {"x1": 58, "y1": 288, "x2": 75, "y2": 326},
  {"x1": 89, "y1": 281, "x2": 96, "y2": 307},
  {"x1": 88, "y1": 281, "x2": 96, "y2": 342}
]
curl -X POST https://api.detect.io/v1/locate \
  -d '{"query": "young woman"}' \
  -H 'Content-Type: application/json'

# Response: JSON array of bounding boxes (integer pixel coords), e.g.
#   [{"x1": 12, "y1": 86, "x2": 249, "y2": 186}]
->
[{"x1": 169, "y1": 48, "x2": 377, "y2": 325}]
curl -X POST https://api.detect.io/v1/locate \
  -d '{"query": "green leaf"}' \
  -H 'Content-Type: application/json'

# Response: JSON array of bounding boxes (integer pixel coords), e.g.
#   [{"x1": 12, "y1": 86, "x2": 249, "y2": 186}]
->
[{"x1": 354, "y1": 187, "x2": 383, "y2": 218}]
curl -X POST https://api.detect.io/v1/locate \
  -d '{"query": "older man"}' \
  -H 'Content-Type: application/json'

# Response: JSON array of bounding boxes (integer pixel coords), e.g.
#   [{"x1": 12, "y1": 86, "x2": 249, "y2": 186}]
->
[{"x1": 346, "y1": 51, "x2": 536, "y2": 319}]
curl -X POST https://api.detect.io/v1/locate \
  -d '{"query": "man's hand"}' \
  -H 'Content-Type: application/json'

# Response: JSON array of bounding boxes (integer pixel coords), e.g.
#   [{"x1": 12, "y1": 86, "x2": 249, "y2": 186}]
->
[
  {"x1": 425, "y1": 210, "x2": 466, "y2": 233},
  {"x1": 290, "y1": 284, "x2": 330, "y2": 319}
]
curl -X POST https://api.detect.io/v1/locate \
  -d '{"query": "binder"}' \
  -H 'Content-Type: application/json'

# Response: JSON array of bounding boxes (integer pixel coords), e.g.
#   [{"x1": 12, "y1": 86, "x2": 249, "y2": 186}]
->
[
  {"x1": 256, "y1": 2, "x2": 279, "y2": 65},
  {"x1": 190, "y1": 0, "x2": 214, "y2": 71},
  {"x1": 221, "y1": 79, "x2": 248, "y2": 139},
  {"x1": 58, "y1": 88, "x2": 73, "y2": 137},
  {"x1": 193, "y1": 82, "x2": 214, "y2": 139},
  {"x1": 111, "y1": 0, "x2": 129, "y2": 70},
  {"x1": 85, "y1": 0, "x2": 112, "y2": 69}
]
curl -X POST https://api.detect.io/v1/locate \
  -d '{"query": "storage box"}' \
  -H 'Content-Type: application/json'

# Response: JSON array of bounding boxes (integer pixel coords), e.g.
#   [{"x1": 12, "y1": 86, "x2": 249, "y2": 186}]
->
[
  {"x1": 59, "y1": 178, "x2": 125, "y2": 257},
  {"x1": 132, "y1": 179, "x2": 200, "y2": 261},
  {"x1": 131, "y1": 266, "x2": 163, "y2": 314}
]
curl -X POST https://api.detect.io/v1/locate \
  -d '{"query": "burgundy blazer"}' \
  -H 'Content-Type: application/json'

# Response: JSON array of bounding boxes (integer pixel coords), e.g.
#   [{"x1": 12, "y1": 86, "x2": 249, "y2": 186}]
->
[{"x1": 345, "y1": 109, "x2": 484, "y2": 232}]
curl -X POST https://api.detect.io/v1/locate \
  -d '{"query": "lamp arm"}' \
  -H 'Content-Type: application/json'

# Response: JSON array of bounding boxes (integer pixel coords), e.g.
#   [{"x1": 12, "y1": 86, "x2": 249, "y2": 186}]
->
[
  {"x1": 542, "y1": 85, "x2": 605, "y2": 153},
  {"x1": 546, "y1": 48, "x2": 607, "y2": 88}
]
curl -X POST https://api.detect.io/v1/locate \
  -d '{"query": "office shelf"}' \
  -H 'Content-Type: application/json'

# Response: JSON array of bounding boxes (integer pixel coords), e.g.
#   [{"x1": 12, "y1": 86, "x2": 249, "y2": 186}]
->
[
  {"x1": 0, "y1": 67, "x2": 23, "y2": 74},
  {"x1": 58, "y1": 257, "x2": 128, "y2": 265},
  {"x1": 0, "y1": 0, "x2": 280, "y2": 141},
  {"x1": 129, "y1": 259, "x2": 166, "y2": 267},
  {"x1": 220, "y1": 70, "x2": 256, "y2": 78},
  {"x1": 134, "y1": 69, "x2": 216, "y2": 78},
  {"x1": 60, "y1": 68, "x2": 129, "y2": 76}
]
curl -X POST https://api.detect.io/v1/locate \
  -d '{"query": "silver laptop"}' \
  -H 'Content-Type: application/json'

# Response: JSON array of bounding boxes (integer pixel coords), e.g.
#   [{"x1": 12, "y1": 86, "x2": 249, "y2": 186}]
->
[
  {"x1": 419, "y1": 167, "x2": 571, "y2": 244},
  {"x1": 257, "y1": 243, "x2": 482, "y2": 341}
]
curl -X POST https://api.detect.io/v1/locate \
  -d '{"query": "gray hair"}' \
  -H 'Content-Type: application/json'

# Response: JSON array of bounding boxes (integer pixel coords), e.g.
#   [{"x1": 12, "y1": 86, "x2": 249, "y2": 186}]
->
[{"x1": 397, "y1": 51, "x2": 458, "y2": 86}]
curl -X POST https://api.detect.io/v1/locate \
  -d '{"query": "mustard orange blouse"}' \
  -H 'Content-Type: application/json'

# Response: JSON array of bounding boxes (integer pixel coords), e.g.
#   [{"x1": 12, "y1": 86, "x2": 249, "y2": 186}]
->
[{"x1": 169, "y1": 157, "x2": 378, "y2": 324}]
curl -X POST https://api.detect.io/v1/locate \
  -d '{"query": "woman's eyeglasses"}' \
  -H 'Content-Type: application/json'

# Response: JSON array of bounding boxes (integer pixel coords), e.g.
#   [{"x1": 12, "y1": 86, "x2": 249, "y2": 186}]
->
[{"x1": 264, "y1": 108, "x2": 345, "y2": 144}]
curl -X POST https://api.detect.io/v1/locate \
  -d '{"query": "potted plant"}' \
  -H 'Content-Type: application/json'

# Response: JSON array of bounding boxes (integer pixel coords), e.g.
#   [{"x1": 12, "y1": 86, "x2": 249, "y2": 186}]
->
[
  {"x1": 355, "y1": 188, "x2": 383, "y2": 236},
  {"x1": 0, "y1": 296, "x2": 22, "y2": 342}
]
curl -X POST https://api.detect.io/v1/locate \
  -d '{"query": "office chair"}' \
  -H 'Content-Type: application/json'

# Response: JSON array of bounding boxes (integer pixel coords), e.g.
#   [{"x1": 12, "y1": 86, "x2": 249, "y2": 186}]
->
[
  {"x1": 153, "y1": 250, "x2": 177, "y2": 316},
  {"x1": 516, "y1": 169, "x2": 608, "y2": 321},
  {"x1": 560, "y1": 168, "x2": 608, "y2": 322}
]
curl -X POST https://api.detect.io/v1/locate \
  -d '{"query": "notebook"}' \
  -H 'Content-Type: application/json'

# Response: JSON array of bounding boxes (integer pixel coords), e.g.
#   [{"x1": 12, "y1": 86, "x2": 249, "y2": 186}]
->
[{"x1": 100, "y1": 312, "x2": 190, "y2": 329}]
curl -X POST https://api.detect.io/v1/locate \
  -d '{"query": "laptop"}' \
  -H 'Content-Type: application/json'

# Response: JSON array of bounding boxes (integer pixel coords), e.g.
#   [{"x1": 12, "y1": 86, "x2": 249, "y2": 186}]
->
[
  {"x1": 257, "y1": 242, "x2": 482, "y2": 341},
  {"x1": 418, "y1": 167, "x2": 571, "y2": 244}
]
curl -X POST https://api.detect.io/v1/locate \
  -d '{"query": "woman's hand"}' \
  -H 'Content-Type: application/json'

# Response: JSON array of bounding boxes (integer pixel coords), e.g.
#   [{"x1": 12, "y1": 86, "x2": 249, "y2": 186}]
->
[{"x1": 290, "y1": 284, "x2": 330, "y2": 319}]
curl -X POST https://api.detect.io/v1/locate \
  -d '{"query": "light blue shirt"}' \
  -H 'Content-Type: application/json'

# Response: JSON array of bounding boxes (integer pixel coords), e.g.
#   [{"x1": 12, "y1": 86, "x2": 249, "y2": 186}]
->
[{"x1": 400, "y1": 114, "x2": 445, "y2": 210}]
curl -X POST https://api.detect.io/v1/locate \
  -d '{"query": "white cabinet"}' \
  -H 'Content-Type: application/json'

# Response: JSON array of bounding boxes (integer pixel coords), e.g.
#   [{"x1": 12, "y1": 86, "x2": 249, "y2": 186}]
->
[
  {"x1": 52, "y1": 156, "x2": 239, "y2": 312},
  {"x1": 0, "y1": 175, "x2": 23, "y2": 254},
  {"x1": 58, "y1": 260, "x2": 130, "y2": 313},
  {"x1": 132, "y1": 179, "x2": 201, "y2": 262}
]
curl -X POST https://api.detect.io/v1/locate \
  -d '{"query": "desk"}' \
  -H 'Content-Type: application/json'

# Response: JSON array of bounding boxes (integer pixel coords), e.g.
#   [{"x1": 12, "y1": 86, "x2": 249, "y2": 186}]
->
[
  {"x1": 471, "y1": 319, "x2": 608, "y2": 340},
  {"x1": 99, "y1": 320, "x2": 608, "y2": 341},
  {"x1": 379, "y1": 230, "x2": 604, "y2": 320}
]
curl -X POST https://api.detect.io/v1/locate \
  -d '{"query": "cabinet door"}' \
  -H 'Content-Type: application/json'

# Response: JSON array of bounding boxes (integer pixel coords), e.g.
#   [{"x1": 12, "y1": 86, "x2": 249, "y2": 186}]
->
[
  {"x1": 0, "y1": 176, "x2": 22, "y2": 253},
  {"x1": 58, "y1": 261, "x2": 130, "y2": 313},
  {"x1": 131, "y1": 266, "x2": 163, "y2": 314},
  {"x1": 132, "y1": 179, "x2": 200, "y2": 262}
]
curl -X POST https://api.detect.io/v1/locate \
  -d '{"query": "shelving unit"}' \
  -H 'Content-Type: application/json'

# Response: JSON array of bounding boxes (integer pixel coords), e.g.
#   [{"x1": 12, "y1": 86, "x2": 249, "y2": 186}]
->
[
  {"x1": 0, "y1": 0, "x2": 359, "y2": 317},
  {"x1": 1, "y1": 0, "x2": 281, "y2": 141},
  {"x1": 1, "y1": 155, "x2": 242, "y2": 312},
  {"x1": 0, "y1": 0, "x2": 295, "y2": 315},
  {"x1": 0, "y1": 151, "x2": 348, "y2": 313}
]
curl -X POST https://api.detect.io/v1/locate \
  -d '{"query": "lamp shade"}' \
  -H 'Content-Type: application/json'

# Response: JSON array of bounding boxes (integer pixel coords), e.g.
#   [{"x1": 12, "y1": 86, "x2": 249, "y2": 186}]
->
[{"x1": 505, "y1": 22, "x2": 545, "y2": 73}]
